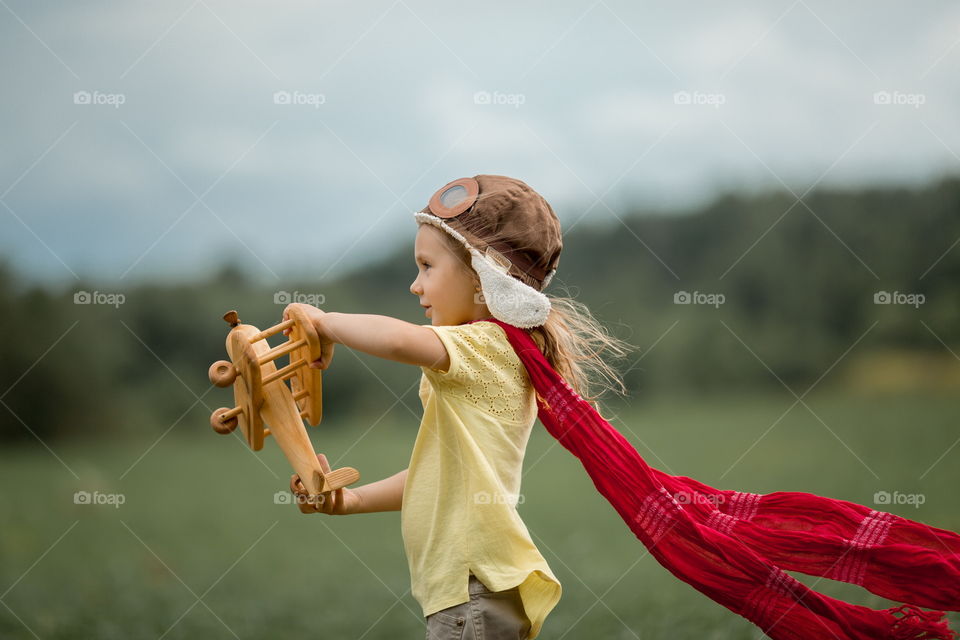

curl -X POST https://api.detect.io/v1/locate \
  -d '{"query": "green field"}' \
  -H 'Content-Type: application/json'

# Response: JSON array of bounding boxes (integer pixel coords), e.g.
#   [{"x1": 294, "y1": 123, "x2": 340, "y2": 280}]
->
[{"x1": 2, "y1": 389, "x2": 958, "y2": 639}]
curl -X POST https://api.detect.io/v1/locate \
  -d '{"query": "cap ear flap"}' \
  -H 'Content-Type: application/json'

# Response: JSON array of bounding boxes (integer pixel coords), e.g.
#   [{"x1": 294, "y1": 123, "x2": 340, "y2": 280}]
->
[
  {"x1": 428, "y1": 177, "x2": 479, "y2": 218},
  {"x1": 471, "y1": 251, "x2": 552, "y2": 329}
]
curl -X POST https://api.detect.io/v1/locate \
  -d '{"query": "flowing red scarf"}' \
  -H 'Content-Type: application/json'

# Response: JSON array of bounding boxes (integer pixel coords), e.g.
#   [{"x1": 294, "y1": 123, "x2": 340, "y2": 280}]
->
[{"x1": 479, "y1": 318, "x2": 960, "y2": 640}]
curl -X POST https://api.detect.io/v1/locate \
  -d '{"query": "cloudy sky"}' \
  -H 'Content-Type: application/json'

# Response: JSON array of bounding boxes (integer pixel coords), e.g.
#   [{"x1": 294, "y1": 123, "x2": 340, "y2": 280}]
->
[{"x1": 1, "y1": 0, "x2": 957, "y2": 286}]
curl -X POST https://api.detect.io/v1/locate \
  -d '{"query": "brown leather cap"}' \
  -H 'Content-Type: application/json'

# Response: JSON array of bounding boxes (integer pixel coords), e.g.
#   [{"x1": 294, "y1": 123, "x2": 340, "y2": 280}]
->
[{"x1": 421, "y1": 174, "x2": 562, "y2": 291}]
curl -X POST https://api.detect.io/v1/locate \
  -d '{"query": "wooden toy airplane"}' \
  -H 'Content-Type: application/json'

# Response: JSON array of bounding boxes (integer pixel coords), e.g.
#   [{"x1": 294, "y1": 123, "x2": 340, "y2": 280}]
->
[{"x1": 208, "y1": 308, "x2": 360, "y2": 502}]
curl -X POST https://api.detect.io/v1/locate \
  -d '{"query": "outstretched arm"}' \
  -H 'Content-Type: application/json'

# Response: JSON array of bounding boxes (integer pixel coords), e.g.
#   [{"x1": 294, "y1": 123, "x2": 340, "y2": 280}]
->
[{"x1": 282, "y1": 304, "x2": 449, "y2": 372}]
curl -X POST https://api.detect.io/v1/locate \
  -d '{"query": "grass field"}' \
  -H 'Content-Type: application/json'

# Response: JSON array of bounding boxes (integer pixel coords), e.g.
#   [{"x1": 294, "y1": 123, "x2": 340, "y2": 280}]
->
[{"x1": 1, "y1": 389, "x2": 958, "y2": 639}]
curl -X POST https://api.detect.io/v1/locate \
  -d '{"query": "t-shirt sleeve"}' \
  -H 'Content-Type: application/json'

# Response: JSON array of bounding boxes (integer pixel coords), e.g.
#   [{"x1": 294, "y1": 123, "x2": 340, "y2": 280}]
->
[
  {"x1": 419, "y1": 321, "x2": 535, "y2": 423},
  {"x1": 420, "y1": 322, "x2": 503, "y2": 388}
]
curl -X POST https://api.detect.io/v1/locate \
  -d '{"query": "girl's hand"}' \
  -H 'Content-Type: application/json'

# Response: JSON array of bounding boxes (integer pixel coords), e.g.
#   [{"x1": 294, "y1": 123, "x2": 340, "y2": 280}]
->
[
  {"x1": 289, "y1": 453, "x2": 363, "y2": 515},
  {"x1": 282, "y1": 303, "x2": 335, "y2": 370}
]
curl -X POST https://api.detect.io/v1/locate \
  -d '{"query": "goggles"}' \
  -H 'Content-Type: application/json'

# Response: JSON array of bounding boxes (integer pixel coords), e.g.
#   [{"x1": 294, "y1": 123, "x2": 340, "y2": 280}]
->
[{"x1": 427, "y1": 177, "x2": 479, "y2": 218}]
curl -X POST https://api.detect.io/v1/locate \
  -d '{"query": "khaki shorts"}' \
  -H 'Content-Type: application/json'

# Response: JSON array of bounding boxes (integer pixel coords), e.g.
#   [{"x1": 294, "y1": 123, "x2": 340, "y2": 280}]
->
[{"x1": 425, "y1": 573, "x2": 532, "y2": 640}]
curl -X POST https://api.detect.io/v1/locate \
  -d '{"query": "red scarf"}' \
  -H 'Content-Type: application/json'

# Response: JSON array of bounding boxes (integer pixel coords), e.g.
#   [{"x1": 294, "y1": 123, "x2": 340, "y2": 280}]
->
[{"x1": 480, "y1": 318, "x2": 959, "y2": 640}]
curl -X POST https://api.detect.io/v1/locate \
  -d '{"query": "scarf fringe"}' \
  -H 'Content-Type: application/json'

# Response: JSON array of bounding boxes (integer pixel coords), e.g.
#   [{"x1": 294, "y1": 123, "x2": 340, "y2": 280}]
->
[{"x1": 887, "y1": 605, "x2": 957, "y2": 640}]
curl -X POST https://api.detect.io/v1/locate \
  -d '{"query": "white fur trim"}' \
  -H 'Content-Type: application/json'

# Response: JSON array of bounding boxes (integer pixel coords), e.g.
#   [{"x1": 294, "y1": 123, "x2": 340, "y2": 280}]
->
[{"x1": 414, "y1": 211, "x2": 552, "y2": 328}]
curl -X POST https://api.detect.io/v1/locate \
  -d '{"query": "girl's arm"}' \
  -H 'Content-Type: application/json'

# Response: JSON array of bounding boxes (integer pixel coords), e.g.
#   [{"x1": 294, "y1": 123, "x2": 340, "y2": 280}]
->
[
  {"x1": 352, "y1": 468, "x2": 407, "y2": 513},
  {"x1": 283, "y1": 305, "x2": 450, "y2": 372},
  {"x1": 292, "y1": 455, "x2": 407, "y2": 515}
]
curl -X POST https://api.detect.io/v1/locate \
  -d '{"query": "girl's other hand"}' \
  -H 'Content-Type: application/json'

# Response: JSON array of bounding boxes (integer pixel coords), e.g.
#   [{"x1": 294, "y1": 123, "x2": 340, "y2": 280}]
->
[
  {"x1": 281, "y1": 303, "x2": 335, "y2": 369},
  {"x1": 289, "y1": 453, "x2": 363, "y2": 515}
]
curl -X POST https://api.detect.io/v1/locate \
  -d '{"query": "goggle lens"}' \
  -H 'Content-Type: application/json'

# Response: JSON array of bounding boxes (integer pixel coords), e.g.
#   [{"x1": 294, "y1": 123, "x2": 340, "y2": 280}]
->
[
  {"x1": 439, "y1": 184, "x2": 468, "y2": 208},
  {"x1": 427, "y1": 177, "x2": 480, "y2": 218}
]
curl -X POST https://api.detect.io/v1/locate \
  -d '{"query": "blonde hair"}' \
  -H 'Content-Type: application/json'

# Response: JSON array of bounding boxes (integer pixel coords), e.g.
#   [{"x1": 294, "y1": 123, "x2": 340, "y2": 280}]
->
[{"x1": 424, "y1": 221, "x2": 635, "y2": 403}]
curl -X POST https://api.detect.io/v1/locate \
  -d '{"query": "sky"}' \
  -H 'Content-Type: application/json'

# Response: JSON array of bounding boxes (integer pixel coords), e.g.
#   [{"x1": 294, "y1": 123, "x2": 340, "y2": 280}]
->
[{"x1": 1, "y1": 0, "x2": 958, "y2": 286}]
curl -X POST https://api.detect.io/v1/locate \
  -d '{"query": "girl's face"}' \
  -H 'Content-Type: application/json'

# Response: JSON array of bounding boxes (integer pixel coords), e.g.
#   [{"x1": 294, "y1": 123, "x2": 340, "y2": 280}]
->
[{"x1": 410, "y1": 224, "x2": 490, "y2": 326}]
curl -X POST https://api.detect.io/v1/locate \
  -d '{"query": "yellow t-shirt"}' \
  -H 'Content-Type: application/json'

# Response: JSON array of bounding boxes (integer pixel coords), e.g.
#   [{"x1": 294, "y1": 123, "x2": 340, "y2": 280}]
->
[{"x1": 401, "y1": 320, "x2": 562, "y2": 639}]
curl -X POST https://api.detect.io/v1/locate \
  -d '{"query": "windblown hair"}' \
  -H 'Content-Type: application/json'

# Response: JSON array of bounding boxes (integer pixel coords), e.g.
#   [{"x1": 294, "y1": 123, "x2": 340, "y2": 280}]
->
[{"x1": 424, "y1": 221, "x2": 635, "y2": 403}]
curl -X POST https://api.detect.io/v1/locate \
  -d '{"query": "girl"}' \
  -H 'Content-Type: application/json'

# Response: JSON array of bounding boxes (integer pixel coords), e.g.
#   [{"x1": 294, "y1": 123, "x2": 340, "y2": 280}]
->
[
  {"x1": 285, "y1": 174, "x2": 633, "y2": 640},
  {"x1": 286, "y1": 175, "x2": 960, "y2": 640}
]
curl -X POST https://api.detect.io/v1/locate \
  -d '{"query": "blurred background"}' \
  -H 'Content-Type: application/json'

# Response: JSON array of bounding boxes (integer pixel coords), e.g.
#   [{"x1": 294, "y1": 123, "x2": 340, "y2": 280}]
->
[{"x1": 1, "y1": 1, "x2": 958, "y2": 638}]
